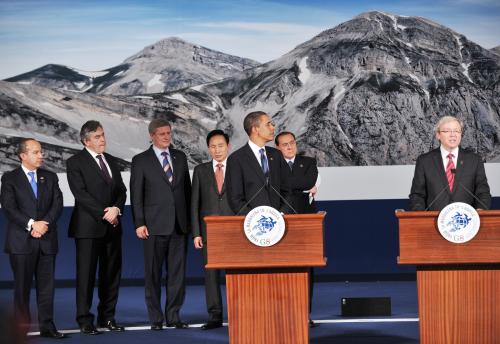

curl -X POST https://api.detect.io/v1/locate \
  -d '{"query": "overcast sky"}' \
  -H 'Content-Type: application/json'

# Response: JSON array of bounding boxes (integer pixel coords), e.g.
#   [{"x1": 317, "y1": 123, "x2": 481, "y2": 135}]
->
[{"x1": 0, "y1": 0, "x2": 499, "y2": 79}]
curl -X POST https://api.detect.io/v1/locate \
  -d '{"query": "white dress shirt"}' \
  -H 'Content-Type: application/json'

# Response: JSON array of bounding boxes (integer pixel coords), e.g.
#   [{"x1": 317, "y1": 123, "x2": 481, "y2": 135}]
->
[
  {"x1": 212, "y1": 158, "x2": 227, "y2": 178},
  {"x1": 440, "y1": 146, "x2": 459, "y2": 170},
  {"x1": 153, "y1": 145, "x2": 174, "y2": 173},
  {"x1": 248, "y1": 140, "x2": 267, "y2": 168},
  {"x1": 85, "y1": 147, "x2": 113, "y2": 177}
]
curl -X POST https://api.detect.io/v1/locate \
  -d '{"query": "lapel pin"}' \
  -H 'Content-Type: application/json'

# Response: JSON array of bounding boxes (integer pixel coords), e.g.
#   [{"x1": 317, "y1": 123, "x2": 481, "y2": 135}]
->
[
  {"x1": 300, "y1": 164, "x2": 304, "y2": 168},
  {"x1": 39, "y1": 176, "x2": 45, "y2": 184},
  {"x1": 269, "y1": 157, "x2": 273, "y2": 161}
]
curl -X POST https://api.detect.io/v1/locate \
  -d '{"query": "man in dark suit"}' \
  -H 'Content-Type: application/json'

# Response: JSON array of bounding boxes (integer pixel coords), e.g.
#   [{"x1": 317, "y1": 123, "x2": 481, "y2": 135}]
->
[
  {"x1": 67, "y1": 121, "x2": 127, "y2": 335},
  {"x1": 130, "y1": 119, "x2": 191, "y2": 330},
  {"x1": 191, "y1": 129, "x2": 234, "y2": 330},
  {"x1": 275, "y1": 131, "x2": 319, "y2": 328},
  {"x1": 1, "y1": 138, "x2": 65, "y2": 339},
  {"x1": 226, "y1": 111, "x2": 291, "y2": 215},
  {"x1": 409, "y1": 116, "x2": 491, "y2": 211}
]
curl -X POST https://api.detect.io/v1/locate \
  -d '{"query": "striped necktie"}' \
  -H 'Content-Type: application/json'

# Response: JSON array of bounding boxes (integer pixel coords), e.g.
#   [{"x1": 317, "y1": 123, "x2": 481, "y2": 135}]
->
[
  {"x1": 161, "y1": 151, "x2": 174, "y2": 183},
  {"x1": 445, "y1": 153, "x2": 455, "y2": 192}
]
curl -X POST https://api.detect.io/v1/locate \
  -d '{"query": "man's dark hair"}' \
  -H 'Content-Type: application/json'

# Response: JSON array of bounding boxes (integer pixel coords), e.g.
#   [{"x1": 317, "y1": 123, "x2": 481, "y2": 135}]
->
[
  {"x1": 80, "y1": 120, "x2": 103, "y2": 145},
  {"x1": 17, "y1": 137, "x2": 37, "y2": 160},
  {"x1": 243, "y1": 111, "x2": 267, "y2": 136},
  {"x1": 148, "y1": 118, "x2": 171, "y2": 134},
  {"x1": 275, "y1": 131, "x2": 296, "y2": 146},
  {"x1": 206, "y1": 129, "x2": 230, "y2": 146}
]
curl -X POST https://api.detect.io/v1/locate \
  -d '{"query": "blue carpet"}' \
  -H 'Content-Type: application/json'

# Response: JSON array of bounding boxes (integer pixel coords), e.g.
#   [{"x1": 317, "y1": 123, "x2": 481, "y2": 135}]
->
[{"x1": 0, "y1": 281, "x2": 419, "y2": 343}]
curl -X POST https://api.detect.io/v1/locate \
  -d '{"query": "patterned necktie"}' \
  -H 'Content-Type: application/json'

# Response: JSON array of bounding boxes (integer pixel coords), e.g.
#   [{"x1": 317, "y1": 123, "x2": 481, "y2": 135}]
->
[
  {"x1": 28, "y1": 171, "x2": 37, "y2": 198},
  {"x1": 288, "y1": 160, "x2": 294, "y2": 171},
  {"x1": 161, "y1": 151, "x2": 174, "y2": 183},
  {"x1": 446, "y1": 153, "x2": 455, "y2": 192},
  {"x1": 259, "y1": 148, "x2": 269, "y2": 177},
  {"x1": 96, "y1": 155, "x2": 112, "y2": 183},
  {"x1": 215, "y1": 163, "x2": 224, "y2": 194}
]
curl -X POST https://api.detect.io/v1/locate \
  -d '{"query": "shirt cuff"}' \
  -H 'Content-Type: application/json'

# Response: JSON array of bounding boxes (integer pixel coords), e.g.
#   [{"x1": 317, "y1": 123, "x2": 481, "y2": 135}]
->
[
  {"x1": 27, "y1": 219, "x2": 35, "y2": 231},
  {"x1": 114, "y1": 206, "x2": 122, "y2": 216}
]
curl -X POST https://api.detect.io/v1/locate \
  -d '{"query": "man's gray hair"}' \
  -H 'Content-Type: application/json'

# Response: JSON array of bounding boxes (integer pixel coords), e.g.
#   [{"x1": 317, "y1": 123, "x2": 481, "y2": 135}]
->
[
  {"x1": 434, "y1": 116, "x2": 463, "y2": 134},
  {"x1": 148, "y1": 118, "x2": 171, "y2": 134}
]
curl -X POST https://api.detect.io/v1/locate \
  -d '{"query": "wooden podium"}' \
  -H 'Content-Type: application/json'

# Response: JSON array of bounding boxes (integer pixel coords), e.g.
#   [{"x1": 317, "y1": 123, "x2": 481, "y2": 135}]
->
[
  {"x1": 396, "y1": 210, "x2": 500, "y2": 344},
  {"x1": 204, "y1": 213, "x2": 326, "y2": 344}
]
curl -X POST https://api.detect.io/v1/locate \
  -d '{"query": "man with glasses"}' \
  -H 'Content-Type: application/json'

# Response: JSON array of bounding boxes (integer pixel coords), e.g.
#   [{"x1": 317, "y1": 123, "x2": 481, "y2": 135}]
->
[
  {"x1": 226, "y1": 111, "x2": 291, "y2": 215},
  {"x1": 409, "y1": 116, "x2": 491, "y2": 211}
]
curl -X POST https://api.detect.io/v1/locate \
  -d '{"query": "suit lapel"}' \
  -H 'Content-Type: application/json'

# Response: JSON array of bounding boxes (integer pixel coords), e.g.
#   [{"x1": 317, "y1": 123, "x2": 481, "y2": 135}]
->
[
  {"x1": 244, "y1": 144, "x2": 266, "y2": 183},
  {"x1": 36, "y1": 169, "x2": 47, "y2": 203},
  {"x1": 16, "y1": 167, "x2": 37, "y2": 202},
  {"x1": 431, "y1": 149, "x2": 451, "y2": 194},
  {"x1": 82, "y1": 149, "x2": 110, "y2": 184},
  {"x1": 452, "y1": 148, "x2": 465, "y2": 194},
  {"x1": 147, "y1": 147, "x2": 171, "y2": 186}
]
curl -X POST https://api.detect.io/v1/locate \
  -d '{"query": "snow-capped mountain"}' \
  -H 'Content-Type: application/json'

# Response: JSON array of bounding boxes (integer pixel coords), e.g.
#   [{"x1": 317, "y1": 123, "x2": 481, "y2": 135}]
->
[
  {"x1": 5, "y1": 37, "x2": 260, "y2": 96},
  {"x1": 492, "y1": 46, "x2": 500, "y2": 56},
  {"x1": 1, "y1": 12, "x2": 499, "y2": 171}
]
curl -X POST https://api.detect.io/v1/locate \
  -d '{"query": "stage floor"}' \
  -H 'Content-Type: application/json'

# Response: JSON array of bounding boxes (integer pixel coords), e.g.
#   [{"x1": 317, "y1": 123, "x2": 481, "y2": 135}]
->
[{"x1": 0, "y1": 281, "x2": 419, "y2": 343}]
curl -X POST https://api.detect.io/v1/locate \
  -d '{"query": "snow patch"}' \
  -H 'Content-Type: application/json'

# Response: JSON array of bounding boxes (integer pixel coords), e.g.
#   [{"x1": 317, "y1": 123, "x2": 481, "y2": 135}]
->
[
  {"x1": 191, "y1": 84, "x2": 204, "y2": 91},
  {"x1": 298, "y1": 57, "x2": 311, "y2": 84},
  {"x1": 17, "y1": 81, "x2": 32, "y2": 85},
  {"x1": 218, "y1": 63, "x2": 236, "y2": 69},
  {"x1": 166, "y1": 93, "x2": 190, "y2": 104},
  {"x1": 147, "y1": 74, "x2": 164, "y2": 88},
  {"x1": 461, "y1": 63, "x2": 474, "y2": 83},
  {"x1": 14, "y1": 90, "x2": 25, "y2": 97},
  {"x1": 397, "y1": 24, "x2": 407, "y2": 31},
  {"x1": 70, "y1": 67, "x2": 108, "y2": 78},
  {"x1": 131, "y1": 95, "x2": 153, "y2": 99},
  {"x1": 114, "y1": 70, "x2": 125, "y2": 77},
  {"x1": 204, "y1": 101, "x2": 217, "y2": 111}
]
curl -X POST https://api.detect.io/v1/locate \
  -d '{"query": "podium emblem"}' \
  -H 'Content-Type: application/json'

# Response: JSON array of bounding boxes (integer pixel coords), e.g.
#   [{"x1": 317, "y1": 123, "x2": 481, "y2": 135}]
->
[
  {"x1": 243, "y1": 206, "x2": 285, "y2": 247},
  {"x1": 437, "y1": 202, "x2": 480, "y2": 243}
]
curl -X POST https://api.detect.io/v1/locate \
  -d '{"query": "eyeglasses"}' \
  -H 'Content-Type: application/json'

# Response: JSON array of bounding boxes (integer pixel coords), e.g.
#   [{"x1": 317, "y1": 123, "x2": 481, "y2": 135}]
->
[
  {"x1": 280, "y1": 140, "x2": 296, "y2": 148},
  {"x1": 439, "y1": 130, "x2": 462, "y2": 135}
]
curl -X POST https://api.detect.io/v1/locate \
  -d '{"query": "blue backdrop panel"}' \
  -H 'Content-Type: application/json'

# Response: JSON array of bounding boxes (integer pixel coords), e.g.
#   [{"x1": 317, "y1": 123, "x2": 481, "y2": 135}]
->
[{"x1": 1, "y1": 198, "x2": 499, "y2": 282}]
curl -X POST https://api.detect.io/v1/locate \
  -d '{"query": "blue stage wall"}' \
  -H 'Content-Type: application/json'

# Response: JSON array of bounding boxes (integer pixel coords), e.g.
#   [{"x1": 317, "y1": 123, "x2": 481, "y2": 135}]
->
[{"x1": 1, "y1": 198, "x2": 499, "y2": 282}]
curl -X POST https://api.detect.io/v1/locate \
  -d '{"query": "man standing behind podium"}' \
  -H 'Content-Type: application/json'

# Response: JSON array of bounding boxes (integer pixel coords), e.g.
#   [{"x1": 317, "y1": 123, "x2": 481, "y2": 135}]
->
[
  {"x1": 67, "y1": 121, "x2": 127, "y2": 335},
  {"x1": 409, "y1": 116, "x2": 491, "y2": 211},
  {"x1": 130, "y1": 119, "x2": 191, "y2": 330},
  {"x1": 191, "y1": 129, "x2": 234, "y2": 330},
  {"x1": 226, "y1": 111, "x2": 290, "y2": 214},
  {"x1": 275, "y1": 131, "x2": 319, "y2": 328},
  {"x1": 1, "y1": 138, "x2": 65, "y2": 339}
]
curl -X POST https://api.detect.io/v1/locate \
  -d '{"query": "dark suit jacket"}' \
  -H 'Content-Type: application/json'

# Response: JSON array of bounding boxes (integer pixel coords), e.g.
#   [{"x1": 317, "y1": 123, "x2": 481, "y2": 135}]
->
[
  {"x1": 226, "y1": 144, "x2": 290, "y2": 215},
  {"x1": 1, "y1": 167, "x2": 63, "y2": 254},
  {"x1": 191, "y1": 161, "x2": 234, "y2": 240},
  {"x1": 130, "y1": 146, "x2": 191, "y2": 235},
  {"x1": 288, "y1": 155, "x2": 318, "y2": 214},
  {"x1": 66, "y1": 149, "x2": 127, "y2": 238},
  {"x1": 409, "y1": 148, "x2": 491, "y2": 211}
]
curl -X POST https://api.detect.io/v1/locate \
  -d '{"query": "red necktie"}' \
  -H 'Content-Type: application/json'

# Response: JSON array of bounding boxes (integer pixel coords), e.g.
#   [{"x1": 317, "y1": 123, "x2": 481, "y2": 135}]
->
[
  {"x1": 215, "y1": 163, "x2": 224, "y2": 194},
  {"x1": 446, "y1": 153, "x2": 455, "y2": 192}
]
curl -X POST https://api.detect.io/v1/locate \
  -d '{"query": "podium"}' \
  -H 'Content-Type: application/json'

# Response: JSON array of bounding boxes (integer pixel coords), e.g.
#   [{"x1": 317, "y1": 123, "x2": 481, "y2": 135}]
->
[
  {"x1": 204, "y1": 213, "x2": 326, "y2": 344},
  {"x1": 396, "y1": 210, "x2": 500, "y2": 344}
]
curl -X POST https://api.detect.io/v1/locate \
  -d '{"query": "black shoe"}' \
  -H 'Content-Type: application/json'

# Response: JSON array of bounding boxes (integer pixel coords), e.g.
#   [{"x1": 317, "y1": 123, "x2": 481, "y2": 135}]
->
[
  {"x1": 40, "y1": 329, "x2": 67, "y2": 339},
  {"x1": 98, "y1": 320, "x2": 125, "y2": 332},
  {"x1": 80, "y1": 324, "x2": 102, "y2": 335},
  {"x1": 309, "y1": 319, "x2": 319, "y2": 328},
  {"x1": 201, "y1": 321, "x2": 223, "y2": 330},
  {"x1": 150, "y1": 322, "x2": 163, "y2": 331},
  {"x1": 166, "y1": 321, "x2": 189, "y2": 329}
]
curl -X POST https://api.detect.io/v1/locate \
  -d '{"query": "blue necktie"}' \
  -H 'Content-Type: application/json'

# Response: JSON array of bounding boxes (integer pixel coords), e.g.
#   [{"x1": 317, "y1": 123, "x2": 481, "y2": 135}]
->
[
  {"x1": 288, "y1": 160, "x2": 294, "y2": 171},
  {"x1": 161, "y1": 151, "x2": 174, "y2": 183},
  {"x1": 28, "y1": 171, "x2": 37, "y2": 198},
  {"x1": 259, "y1": 148, "x2": 269, "y2": 177}
]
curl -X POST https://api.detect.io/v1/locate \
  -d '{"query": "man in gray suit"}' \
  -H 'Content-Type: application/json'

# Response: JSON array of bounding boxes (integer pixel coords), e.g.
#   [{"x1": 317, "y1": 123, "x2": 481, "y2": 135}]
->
[
  {"x1": 409, "y1": 116, "x2": 491, "y2": 210},
  {"x1": 191, "y1": 130, "x2": 234, "y2": 330}
]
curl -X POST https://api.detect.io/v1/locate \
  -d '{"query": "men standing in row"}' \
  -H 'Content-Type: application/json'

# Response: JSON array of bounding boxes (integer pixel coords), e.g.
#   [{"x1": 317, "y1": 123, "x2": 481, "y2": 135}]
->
[
  {"x1": 130, "y1": 119, "x2": 191, "y2": 330},
  {"x1": 275, "y1": 131, "x2": 319, "y2": 328},
  {"x1": 191, "y1": 130, "x2": 234, "y2": 330},
  {"x1": 409, "y1": 116, "x2": 491, "y2": 210},
  {"x1": 1, "y1": 138, "x2": 65, "y2": 339},
  {"x1": 67, "y1": 121, "x2": 127, "y2": 335},
  {"x1": 226, "y1": 111, "x2": 291, "y2": 214}
]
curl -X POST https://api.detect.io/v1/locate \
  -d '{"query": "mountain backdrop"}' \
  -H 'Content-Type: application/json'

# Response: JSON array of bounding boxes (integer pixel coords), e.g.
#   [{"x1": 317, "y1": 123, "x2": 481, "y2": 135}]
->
[{"x1": 1, "y1": 11, "x2": 499, "y2": 172}]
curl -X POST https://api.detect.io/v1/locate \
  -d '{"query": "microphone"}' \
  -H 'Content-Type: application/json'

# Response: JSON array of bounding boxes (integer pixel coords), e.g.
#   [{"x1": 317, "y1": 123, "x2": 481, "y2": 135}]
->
[
  {"x1": 269, "y1": 183, "x2": 297, "y2": 214},
  {"x1": 451, "y1": 171, "x2": 489, "y2": 210},
  {"x1": 424, "y1": 182, "x2": 450, "y2": 211},
  {"x1": 236, "y1": 181, "x2": 268, "y2": 215}
]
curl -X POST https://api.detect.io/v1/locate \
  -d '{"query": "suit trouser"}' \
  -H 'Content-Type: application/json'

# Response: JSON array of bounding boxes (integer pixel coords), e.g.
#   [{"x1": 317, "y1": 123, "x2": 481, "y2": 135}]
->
[
  {"x1": 143, "y1": 232, "x2": 187, "y2": 324},
  {"x1": 9, "y1": 240, "x2": 56, "y2": 332},
  {"x1": 75, "y1": 230, "x2": 122, "y2": 326},
  {"x1": 202, "y1": 245, "x2": 223, "y2": 322}
]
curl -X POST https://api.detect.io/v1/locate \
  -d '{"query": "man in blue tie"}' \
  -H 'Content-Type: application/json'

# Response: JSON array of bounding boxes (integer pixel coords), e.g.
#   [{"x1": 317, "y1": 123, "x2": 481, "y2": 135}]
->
[
  {"x1": 130, "y1": 119, "x2": 191, "y2": 330},
  {"x1": 226, "y1": 111, "x2": 291, "y2": 215},
  {"x1": 1, "y1": 138, "x2": 65, "y2": 338}
]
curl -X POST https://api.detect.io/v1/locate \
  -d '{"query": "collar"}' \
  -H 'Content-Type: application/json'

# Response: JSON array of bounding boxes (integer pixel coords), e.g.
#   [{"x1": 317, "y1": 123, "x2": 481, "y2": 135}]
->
[
  {"x1": 85, "y1": 147, "x2": 105, "y2": 160},
  {"x1": 152, "y1": 145, "x2": 171, "y2": 157},
  {"x1": 212, "y1": 158, "x2": 227, "y2": 169},
  {"x1": 285, "y1": 156, "x2": 296, "y2": 164},
  {"x1": 248, "y1": 139, "x2": 266, "y2": 155},
  {"x1": 21, "y1": 164, "x2": 37, "y2": 177},
  {"x1": 440, "y1": 146, "x2": 459, "y2": 159}
]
